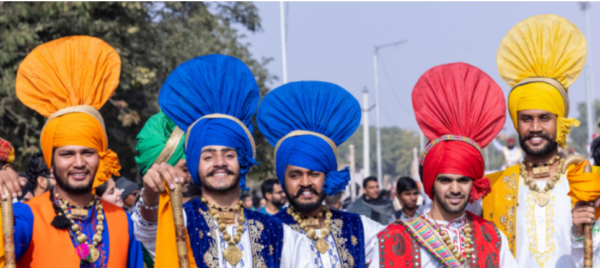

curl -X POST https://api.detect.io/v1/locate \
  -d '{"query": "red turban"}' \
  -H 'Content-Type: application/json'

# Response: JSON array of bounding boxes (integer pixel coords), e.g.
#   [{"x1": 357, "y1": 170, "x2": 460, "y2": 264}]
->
[
  {"x1": 0, "y1": 139, "x2": 14, "y2": 164},
  {"x1": 412, "y1": 63, "x2": 506, "y2": 203}
]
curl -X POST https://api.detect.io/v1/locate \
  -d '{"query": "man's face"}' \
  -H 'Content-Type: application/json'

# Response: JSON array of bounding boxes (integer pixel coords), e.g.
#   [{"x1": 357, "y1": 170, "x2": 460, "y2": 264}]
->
[
  {"x1": 517, "y1": 110, "x2": 558, "y2": 156},
  {"x1": 507, "y1": 139, "x2": 515, "y2": 149},
  {"x1": 267, "y1": 183, "x2": 287, "y2": 208},
  {"x1": 198, "y1": 146, "x2": 240, "y2": 193},
  {"x1": 283, "y1": 165, "x2": 326, "y2": 214},
  {"x1": 432, "y1": 173, "x2": 472, "y2": 214},
  {"x1": 397, "y1": 189, "x2": 419, "y2": 209},
  {"x1": 52, "y1": 145, "x2": 99, "y2": 195},
  {"x1": 363, "y1": 180, "x2": 380, "y2": 200},
  {"x1": 174, "y1": 159, "x2": 191, "y2": 193}
]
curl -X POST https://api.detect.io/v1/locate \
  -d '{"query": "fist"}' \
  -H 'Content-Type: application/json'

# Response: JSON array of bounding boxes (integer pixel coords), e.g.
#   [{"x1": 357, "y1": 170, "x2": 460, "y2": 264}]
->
[
  {"x1": 0, "y1": 166, "x2": 25, "y2": 200},
  {"x1": 141, "y1": 162, "x2": 184, "y2": 207},
  {"x1": 572, "y1": 198, "x2": 600, "y2": 238}
]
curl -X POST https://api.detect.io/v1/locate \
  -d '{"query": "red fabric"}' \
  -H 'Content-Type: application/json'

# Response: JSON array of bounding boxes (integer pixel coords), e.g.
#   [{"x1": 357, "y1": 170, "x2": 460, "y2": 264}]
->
[
  {"x1": 507, "y1": 137, "x2": 515, "y2": 142},
  {"x1": 412, "y1": 63, "x2": 505, "y2": 202}
]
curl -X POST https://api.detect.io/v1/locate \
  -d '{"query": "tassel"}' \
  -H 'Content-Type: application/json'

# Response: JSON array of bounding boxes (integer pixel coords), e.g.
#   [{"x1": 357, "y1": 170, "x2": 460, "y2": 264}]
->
[
  {"x1": 49, "y1": 191, "x2": 70, "y2": 229},
  {"x1": 322, "y1": 167, "x2": 351, "y2": 196}
]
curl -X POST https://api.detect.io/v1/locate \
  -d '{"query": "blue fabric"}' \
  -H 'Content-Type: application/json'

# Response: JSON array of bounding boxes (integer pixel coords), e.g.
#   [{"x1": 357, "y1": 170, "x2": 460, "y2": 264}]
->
[
  {"x1": 257, "y1": 206, "x2": 283, "y2": 216},
  {"x1": 274, "y1": 208, "x2": 366, "y2": 267},
  {"x1": 257, "y1": 81, "x2": 361, "y2": 195},
  {"x1": 183, "y1": 199, "x2": 284, "y2": 267},
  {"x1": 158, "y1": 54, "x2": 260, "y2": 190},
  {"x1": 13, "y1": 201, "x2": 143, "y2": 268}
]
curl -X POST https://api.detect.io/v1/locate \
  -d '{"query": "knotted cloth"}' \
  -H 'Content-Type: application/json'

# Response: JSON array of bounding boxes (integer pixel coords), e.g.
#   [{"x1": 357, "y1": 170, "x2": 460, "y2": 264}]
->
[
  {"x1": 16, "y1": 36, "x2": 121, "y2": 192},
  {"x1": 497, "y1": 14, "x2": 587, "y2": 148},
  {"x1": 413, "y1": 63, "x2": 506, "y2": 203},
  {"x1": 257, "y1": 81, "x2": 361, "y2": 195},
  {"x1": 135, "y1": 111, "x2": 186, "y2": 176},
  {"x1": 0, "y1": 139, "x2": 14, "y2": 164}
]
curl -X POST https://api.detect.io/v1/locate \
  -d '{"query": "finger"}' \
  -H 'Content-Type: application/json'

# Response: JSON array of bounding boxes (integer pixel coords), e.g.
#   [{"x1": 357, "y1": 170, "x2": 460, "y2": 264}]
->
[
  {"x1": 158, "y1": 163, "x2": 176, "y2": 190},
  {"x1": 145, "y1": 176, "x2": 160, "y2": 193},
  {"x1": 162, "y1": 163, "x2": 181, "y2": 186},
  {"x1": 151, "y1": 170, "x2": 166, "y2": 193},
  {"x1": 3, "y1": 174, "x2": 20, "y2": 199},
  {"x1": 594, "y1": 197, "x2": 600, "y2": 209}
]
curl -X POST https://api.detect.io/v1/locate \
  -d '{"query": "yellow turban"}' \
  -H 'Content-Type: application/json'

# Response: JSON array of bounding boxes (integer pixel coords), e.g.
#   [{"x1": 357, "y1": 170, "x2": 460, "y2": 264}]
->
[
  {"x1": 497, "y1": 14, "x2": 587, "y2": 148},
  {"x1": 16, "y1": 36, "x2": 121, "y2": 192}
]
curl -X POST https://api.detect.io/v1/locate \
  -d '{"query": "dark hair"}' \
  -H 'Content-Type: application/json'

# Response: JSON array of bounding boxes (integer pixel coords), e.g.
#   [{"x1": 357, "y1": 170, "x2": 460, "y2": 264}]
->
[
  {"x1": 396, "y1": 176, "x2": 418, "y2": 194},
  {"x1": 95, "y1": 180, "x2": 110, "y2": 197},
  {"x1": 592, "y1": 136, "x2": 600, "y2": 166},
  {"x1": 240, "y1": 193, "x2": 251, "y2": 201},
  {"x1": 25, "y1": 152, "x2": 51, "y2": 189},
  {"x1": 325, "y1": 192, "x2": 342, "y2": 206},
  {"x1": 362, "y1": 176, "x2": 378, "y2": 188},
  {"x1": 261, "y1": 178, "x2": 279, "y2": 198}
]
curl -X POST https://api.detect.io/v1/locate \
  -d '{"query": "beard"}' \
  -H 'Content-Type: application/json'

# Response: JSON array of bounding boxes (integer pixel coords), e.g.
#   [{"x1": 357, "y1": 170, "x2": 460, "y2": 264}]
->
[
  {"x1": 271, "y1": 196, "x2": 286, "y2": 208},
  {"x1": 53, "y1": 168, "x2": 94, "y2": 195},
  {"x1": 199, "y1": 167, "x2": 240, "y2": 194},
  {"x1": 519, "y1": 132, "x2": 558, "y2": 156},
  {"x1": 285, "y1": 185, "x2": 326, "y2": 213},
  {"x1": 433, "y1": 188, "x2": 470, "y2": 214}
]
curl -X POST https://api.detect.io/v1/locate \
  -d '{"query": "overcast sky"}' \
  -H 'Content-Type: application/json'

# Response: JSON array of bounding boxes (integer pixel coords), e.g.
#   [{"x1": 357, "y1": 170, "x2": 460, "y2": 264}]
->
[{"x1": 237, "y1": 1, "x2": 600, "y2": 134}]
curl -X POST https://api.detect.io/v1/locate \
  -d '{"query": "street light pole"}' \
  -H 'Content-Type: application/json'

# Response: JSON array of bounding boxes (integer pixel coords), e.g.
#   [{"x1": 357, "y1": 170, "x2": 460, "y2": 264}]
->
[
  {"x1": 581, "y1": 2, "x2": 596, "y2": 143},
  {"x1": 280, "y1": 1, "x2": 288, "y2": 84},
  {"x1": 373, "y1": 40, "x2": 408, "y2": 187}
]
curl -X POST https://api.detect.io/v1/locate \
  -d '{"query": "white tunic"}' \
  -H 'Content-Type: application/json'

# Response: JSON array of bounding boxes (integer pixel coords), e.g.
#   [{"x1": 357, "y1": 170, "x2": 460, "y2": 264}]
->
[{"x1": 132, "y1": 206, "x2": 314, "y2": 268}]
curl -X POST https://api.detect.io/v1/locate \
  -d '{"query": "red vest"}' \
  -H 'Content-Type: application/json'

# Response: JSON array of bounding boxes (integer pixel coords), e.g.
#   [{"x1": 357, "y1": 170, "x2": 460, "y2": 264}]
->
[
  {"x1": 377, "y1": 212, "x2": 501, "y2": 268},
  {"x1": 17, "y1": 191, "x2": 130, "y2": 268}
]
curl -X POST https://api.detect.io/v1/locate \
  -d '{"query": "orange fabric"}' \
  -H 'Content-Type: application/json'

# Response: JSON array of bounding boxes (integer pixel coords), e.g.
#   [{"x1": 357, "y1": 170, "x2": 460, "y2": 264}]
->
[
  {"x1": 566, "y1": 160, "x2": 600, "y2": 204},
  {"x1": 0, "y1": 206, "x2": 3, "y2": 267},
  {"x1": 17, "y1": 191, "x2": 129, "y2": 267},
  {"x1": 154, "y1": 183, "x2": 197, "y2": 268},
  {"x1": 16, "y1": 36, "x2": 122, "y2": 192}
]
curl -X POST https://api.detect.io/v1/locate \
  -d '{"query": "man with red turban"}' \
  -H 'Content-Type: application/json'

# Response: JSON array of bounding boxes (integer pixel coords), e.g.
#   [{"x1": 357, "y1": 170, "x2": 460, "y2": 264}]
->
[{"x1": 373, "y1": 62, "x2": 517, "y2": 268}]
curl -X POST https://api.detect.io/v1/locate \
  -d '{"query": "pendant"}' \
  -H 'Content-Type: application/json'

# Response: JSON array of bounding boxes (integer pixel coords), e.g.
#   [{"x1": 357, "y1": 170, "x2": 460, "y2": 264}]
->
[
  {"x1": 88, "y1": 245, "x2": 100, "y2": 263},
  {"x1": 315, "y1": 238, "x2": 329, "y2": 254},
  {"x1": 218, "y1": 211, "x2": 235, "y2": 225},
  {"x1": 71, "y1": 208, "x2": 88, "y2": 221},
  {"x1": 305, "y1": 217, "x2": 320, "y2": 229},
  {"x1": 223, "y1": 245, "x2": 243, "y2": 265},
  {"x1": 535, "y1": 191, "x2": 550, "y2": 207},
  {"x1": 532, "y1": 166, "x2": 550, "y2": 178}
]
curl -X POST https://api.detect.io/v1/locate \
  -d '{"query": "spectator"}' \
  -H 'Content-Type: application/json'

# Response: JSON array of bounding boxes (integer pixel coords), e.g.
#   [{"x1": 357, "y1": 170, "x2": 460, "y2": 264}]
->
[
  {"x1": 395, "y1": 176, "x2": 424, "y2": 220},
  {"x1": 96, "y1": 177, "x2": 124, "y2": 207},
  {"x1": 258, "y1": 178, "x2": 286, "y2": 215},
  {"x1": 115, "y1": 177, "x2": 140, "y2": 211},
  {"x1": 325, "y1": 192, "x2": 342, "y2": 210},
  {"x1": 25, "y1": 152, "x2": 55, "y2": 197},
  {"x1": 347, "y1": 176, "x2": 395, "y2": 225},
  {"x1": 258, "y1": 198, "x2": 266, "y2": 209},
  {"x1": 241, "y1": 194, "x2": 254, "y2": 210},
  {"x1": 591, "y1": 135, "x2": 600, "y2": 166}
]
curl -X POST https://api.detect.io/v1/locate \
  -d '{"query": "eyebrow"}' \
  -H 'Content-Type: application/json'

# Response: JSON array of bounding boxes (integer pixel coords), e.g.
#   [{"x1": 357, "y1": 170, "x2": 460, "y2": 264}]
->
[{"x1": 201, "y1": 147, "x2": 236, "y2": 154}]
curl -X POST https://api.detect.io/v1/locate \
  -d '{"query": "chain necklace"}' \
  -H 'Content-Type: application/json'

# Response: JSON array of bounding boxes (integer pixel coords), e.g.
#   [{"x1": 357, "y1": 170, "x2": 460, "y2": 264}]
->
[
  {"x1": 523, "y1": 155, "x2": 561, "y2": 178},
  {"x1": 429, "y1": 213, "x2": 472, "y2": 266},
  {"x1": 55, "y1": 190, "x2": 104, "y2": 263},
  {"x1": 520, "y1": 157, "x2": 564, "y2": 207},
  {"x1": 202, "y1": 198, "x2": 245, "y2": 265},
  {"x1": 287, "y1": 205, "x2": 333, "y2": 254}
]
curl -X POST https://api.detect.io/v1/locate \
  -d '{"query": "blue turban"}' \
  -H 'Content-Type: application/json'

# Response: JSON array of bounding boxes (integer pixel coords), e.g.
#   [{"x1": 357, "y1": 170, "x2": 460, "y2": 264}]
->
[
  {"x1": 158, "y1": 55, "x2": 259, "y2": 190},
  {"x1": 257, "y1": 81, "x2": 361, "y2": 195}
]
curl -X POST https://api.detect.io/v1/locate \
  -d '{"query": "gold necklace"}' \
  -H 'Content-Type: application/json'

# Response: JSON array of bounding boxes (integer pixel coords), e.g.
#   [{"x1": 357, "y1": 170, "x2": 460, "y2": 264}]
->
[
  {"x1": 430, "y1": 213, "x2": 472, "y2": 265},
  {"x1": 202, "y1": 198, "x2": 245, "y2": 265},
  {"x1": 55, "y1": 191, "x2": 104, "y2": 263},
  {"x1": 523, "y1": 155, "x2": 561, "y2": 178},
  {"x1": 287, "y1": 205, "x2": 333, "y2": 254},
  {"x1": 520, "y1": 157, "x2": 564, "y2": 207}
]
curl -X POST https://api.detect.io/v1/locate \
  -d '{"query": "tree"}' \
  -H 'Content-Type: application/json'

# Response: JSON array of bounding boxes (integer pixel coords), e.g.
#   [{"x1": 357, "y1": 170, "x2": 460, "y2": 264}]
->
[{"x1": 0, "y1": 2, "x2": 275, "y2": 182}]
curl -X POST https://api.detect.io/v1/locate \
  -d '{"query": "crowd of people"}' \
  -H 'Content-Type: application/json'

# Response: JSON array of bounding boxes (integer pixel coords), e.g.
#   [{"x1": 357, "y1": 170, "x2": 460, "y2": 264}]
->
[{"x1": 0, "y1": 14, "x2": 599, "y2": 268}]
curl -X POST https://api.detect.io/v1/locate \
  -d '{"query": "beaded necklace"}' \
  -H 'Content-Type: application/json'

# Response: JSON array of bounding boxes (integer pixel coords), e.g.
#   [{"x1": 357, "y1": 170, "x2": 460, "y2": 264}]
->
[
  {"x1": 202, "y1": 198, "x2": 245, "y2": 265},
  {"x1": 287, "y1": 205, "x2": 333, "y2": 254}
]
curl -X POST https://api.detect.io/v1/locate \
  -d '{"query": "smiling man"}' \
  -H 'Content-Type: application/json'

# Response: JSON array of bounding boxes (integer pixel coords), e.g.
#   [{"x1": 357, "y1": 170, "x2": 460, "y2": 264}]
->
[
  {"x1": 482, "y1": 15, "x2": 600, "y2": 268},
  {"x1": 374, "y1": 63, "x2": 517, "y2": 268},
  {"x1": 257, "y1": 81, "x2": 385, "y2": 268},
  {"x1": 0, "y1": 36, "x2": 143, "y2": 267},
  {"x1": 133, "y1": 55, "x2": 312, "y2": 268}
]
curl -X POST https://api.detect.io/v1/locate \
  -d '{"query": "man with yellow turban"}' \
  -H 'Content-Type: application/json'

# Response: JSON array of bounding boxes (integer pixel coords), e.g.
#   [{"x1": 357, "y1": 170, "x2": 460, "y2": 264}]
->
[
  {"x1": 0, "y1": 36, "x2": 143, "y2": 267},
  {"x1": 481, "y1": 14, "x2": 600, "y2": 268}
]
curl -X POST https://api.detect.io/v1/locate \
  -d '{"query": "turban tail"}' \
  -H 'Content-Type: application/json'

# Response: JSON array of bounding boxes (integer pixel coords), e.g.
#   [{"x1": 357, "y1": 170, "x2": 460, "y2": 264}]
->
[
  {"x1": 16, "y1": 36, "x2": 122, "y2": 192},
  {"x1": 135, "y1": 111, "x2": 186, "y2": 176},
  {"x1": 186, "y1": 118, "x2": 256, "y2": 190},
  {"x1": 276, "y1": 135, "x2": 350, "y2": 196}
]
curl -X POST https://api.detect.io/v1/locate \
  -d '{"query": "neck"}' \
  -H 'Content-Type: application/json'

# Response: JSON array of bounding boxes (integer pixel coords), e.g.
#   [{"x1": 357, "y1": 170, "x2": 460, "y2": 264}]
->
[
  {"x1": 429, "y1": 202, "x2": 464, "y2": 222},
  {"x1": 265, "y1": 201, "x2": 281, "y2": 215},
  {"x1": 402, "y1": 206, "x2": 418, "y2": 217},
  {"x1": 524, "y1": 149, "x2": 559, "y2": 164},
  {"x1": 202, "y1": 186, "x2": 241, "y2": 209},
  {"x1": 55, "y1": 186, "x2": 94, "y2": 207},
  {"x1": 298, "y1": 204, "x2": 323, "y2": 217},
  {"x1": 34, "y1": 187, "x2": 46, "y2": 197}
]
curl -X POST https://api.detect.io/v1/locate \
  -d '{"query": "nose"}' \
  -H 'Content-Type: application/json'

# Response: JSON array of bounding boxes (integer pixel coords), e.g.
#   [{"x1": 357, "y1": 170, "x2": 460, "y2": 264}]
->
[
  {"x1": 73, "y1": 153, "x2": 85, "y2": 168},
  {"x1": 299, "y1": 173, "x2": 311, "y2": 187},
  {"x1": 530, "y1": 117, "x2": 543, "y2": 133},
  {"x1": 213, "y1": 154, "x2": 227, "y2": 168},
  {"x1": 449, "y1": 181, "x2": 461, "y2": 195}
]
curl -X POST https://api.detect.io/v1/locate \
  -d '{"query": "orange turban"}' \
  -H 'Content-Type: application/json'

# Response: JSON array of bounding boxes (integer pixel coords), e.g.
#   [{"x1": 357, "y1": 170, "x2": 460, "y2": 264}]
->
[{"x1": 16, "y1": 36, "x2": 121, "y2": 192}]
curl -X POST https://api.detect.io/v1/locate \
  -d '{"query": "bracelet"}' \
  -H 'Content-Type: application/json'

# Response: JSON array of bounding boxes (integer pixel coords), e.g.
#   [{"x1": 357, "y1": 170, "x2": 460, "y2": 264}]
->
[{"x1": 137, "y1": 188, "x2": 159, "y2": 211}]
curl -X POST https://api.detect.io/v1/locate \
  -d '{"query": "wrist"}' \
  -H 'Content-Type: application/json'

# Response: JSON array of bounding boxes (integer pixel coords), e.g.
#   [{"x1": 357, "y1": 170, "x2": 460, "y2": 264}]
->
[{"x1": 139, "y1": 188, "x2": 159, "y2": 211}]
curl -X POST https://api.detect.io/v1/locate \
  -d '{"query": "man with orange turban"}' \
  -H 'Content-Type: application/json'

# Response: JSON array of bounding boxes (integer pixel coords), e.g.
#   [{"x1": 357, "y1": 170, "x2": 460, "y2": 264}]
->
[
  {"x1": 482, "y1": 14, "x2": 600, "y2": 268},
  {"x1": 0, "y1": 36, "x2": 143, "y2": 267},
  {"x1": 373, "y1": 62, "x2": 517, "y2": 268}
]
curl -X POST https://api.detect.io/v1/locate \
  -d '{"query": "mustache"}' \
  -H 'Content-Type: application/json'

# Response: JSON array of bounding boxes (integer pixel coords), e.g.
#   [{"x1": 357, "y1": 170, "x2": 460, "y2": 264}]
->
[
  {"x1": 293, "y1": 186, "x2": 320, "y2": 199},
  {"x1": 206, "y1": 168, "x2": 234, "y2": 177},
  {"x1": 445, "y1": 194, "x2": 465, "y2": 199},
  {"x1": 523, "y1": 132, "x2": 551, "y2": 141}
]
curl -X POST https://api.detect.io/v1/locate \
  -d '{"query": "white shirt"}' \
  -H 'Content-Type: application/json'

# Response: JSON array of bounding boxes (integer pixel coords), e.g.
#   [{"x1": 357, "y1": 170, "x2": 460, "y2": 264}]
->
[{"x1": 132, "y1": 205, "x2": 314, "y2": 268}]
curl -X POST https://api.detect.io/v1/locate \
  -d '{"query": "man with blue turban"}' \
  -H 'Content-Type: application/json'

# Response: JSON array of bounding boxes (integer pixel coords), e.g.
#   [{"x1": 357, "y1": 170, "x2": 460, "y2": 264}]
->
[
  {"x1": 257, "y1": 81, "x2": 385, "y2": 268},
  {"x1": 133, "y1": 54, "x2": 313, "y2": 268}
]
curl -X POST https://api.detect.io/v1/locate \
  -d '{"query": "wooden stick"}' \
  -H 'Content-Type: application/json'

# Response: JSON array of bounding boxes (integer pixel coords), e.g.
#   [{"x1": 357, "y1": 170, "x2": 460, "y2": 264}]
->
[
  {"x1": 169, "y1": 183, "x2": 189, "y2": 268},
  {"x1": 1, "y1": 185, "x2": 15, "y2": 268}
]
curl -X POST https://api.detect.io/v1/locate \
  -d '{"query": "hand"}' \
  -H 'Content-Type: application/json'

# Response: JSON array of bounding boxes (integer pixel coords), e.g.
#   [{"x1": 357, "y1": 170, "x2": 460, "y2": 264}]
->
[
  {"x1": 141, "y1": 162, "x2": 183, "y2": 208},
  {"x1": 572, "y1": 198, "x2": 600, "y2": 238},
  {"x1": 0, "y1": 167, "x2": 25, "y2": 200}
]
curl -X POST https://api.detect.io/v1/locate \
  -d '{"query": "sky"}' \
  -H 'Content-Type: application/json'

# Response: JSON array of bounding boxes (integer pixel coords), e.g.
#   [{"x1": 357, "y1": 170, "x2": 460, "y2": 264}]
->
[{"x1": 237, "y1": 1, "x2": 600, "y2": 134}]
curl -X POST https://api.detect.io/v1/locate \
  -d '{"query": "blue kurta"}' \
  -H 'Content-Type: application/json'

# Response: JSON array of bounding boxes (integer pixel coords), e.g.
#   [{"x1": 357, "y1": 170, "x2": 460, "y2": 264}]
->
[{"x1": 13, "y1": 200, "x2": 143, "y2": 267}]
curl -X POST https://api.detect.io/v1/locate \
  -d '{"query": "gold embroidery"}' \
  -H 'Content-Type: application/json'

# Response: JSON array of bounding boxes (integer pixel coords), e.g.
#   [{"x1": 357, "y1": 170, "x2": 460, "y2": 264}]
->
[
  {"x1": 199, "y1": 208, "x2": 219, "y2": 267},
  {"x1": 248, "y1": 219, "x2": 267, "y2": 268},
  {"x1": 270, "y1": 245, "x2": 273, "y2": 255},
  {"x1": 498, "y1": 173, "x2": 518, "y2": 254},
  {"x1": 331, "y1": 219, "x2": 355, "y2": 268},
  {"x1": 526, "y1": 187, "x2": 556, "y2": 267},
  {"x1": 351, "y1": 236, "x2": 358, "y2": 246}
]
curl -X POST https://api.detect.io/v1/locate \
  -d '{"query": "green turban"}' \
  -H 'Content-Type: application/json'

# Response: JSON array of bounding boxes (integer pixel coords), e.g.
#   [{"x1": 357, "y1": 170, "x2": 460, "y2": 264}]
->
[{"x1": 135, "y1": 111, "x2": 186, "y2": 175}]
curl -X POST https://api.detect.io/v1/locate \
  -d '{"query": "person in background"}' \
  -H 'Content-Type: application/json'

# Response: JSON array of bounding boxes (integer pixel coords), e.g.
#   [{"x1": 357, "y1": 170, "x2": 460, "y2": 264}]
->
[
  {"x1": 258, "y1": 198, "x2": 266, "y2": 208},
  {"x1": 96, "y1": 177, "x2": 124, "y2": 207},
  {"x1": 591, "y1": 135, "x2": 600, "y2": 168},
  {"x1": 241, "y1": 193, "x2": 254, "y2": 210},
  {"x1": 347, "y1": 176, "x2": 395, "y2": 225},
  {"x1": 492, "y1": 136, "x2": 523, "y2": 169},
  {"x1": 116, "y1": 177, "x2": 140, "y2": 211},
  {"x1": 324, "y1": 192, "x2": 342, "y2": 210},
  {"x1": 259, "y1": 178, "x2": 286, "y2": 215},
  {"x1": 25, "y1": 151, "x2": 55, "y2": 197},
  {"x1": 394, "y1": 176, "x2": 424, "y2": 220}
]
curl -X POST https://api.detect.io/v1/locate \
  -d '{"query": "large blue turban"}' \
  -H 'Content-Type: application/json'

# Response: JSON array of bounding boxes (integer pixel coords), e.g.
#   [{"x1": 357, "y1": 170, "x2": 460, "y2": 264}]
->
[
  {"x1": 158, "y1": 55, "x2": 259, "y2": 190},
  {"x1": 257, "y1": 81, "x2": 361, "y2": 195}
]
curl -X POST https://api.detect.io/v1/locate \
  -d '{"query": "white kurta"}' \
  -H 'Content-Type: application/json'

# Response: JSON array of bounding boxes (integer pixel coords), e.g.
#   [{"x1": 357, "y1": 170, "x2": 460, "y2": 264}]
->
[
  {"x1": 286, "y1": 215, "x2": 383, "y2": 268},
  {"x1": 132, "y1": 206, "x2": 314, "y2": 268},
  {"x1": 370, "y1": 208, "x2": 518, "y2": 268}
]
